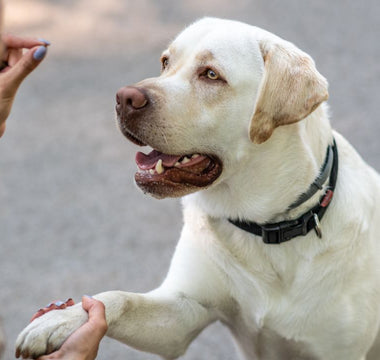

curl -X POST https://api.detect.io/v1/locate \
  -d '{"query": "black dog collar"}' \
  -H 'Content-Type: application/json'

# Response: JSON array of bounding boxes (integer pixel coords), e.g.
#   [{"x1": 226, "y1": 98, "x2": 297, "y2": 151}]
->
[{"x1": 228, "y1": 139, "x2": 338, "y2": 244}]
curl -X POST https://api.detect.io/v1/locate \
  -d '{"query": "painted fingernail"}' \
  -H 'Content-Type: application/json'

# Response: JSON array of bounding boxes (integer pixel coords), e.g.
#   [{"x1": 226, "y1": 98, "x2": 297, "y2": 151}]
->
[
  {"x1": 46, "y1": 302, "x2": 53, "y2": 308},
  {"x1": 55, "y1": 301, "x2": 65, "y2": 307},
  {"x1": 84, "y1": 294, "x2": 93, "y2": 298},
  {"x1": 33, "y1": 46, "x2": 47, "y2": 61},
  {"x1": 38, "y1": 38, "x2": 51, "y2": 46}
]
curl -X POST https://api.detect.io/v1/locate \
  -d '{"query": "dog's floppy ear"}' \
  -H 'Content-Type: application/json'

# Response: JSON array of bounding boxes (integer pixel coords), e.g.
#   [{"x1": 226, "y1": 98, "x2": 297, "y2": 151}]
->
[{"x1": 249, "y1": 40, "x2": 329, "y2": 144}]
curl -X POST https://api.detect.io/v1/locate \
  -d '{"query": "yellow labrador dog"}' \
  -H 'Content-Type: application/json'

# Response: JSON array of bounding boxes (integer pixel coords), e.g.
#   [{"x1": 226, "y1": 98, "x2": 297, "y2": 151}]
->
[{"x1": 16, "y1": 18, "x2": 380, "y2": 360}]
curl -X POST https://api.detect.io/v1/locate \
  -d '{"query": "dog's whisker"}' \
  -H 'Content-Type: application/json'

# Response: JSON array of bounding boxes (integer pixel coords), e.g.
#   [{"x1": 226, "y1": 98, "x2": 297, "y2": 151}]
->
[{"x1": 159, "y1": 127, "x2": 169, "y2": 146}]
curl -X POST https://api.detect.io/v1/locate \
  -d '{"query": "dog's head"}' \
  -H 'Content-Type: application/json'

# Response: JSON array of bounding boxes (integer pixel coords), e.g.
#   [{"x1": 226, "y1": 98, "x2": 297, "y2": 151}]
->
[{"x1": 116, "y1": 18, "x2": 328, "y2": 199}]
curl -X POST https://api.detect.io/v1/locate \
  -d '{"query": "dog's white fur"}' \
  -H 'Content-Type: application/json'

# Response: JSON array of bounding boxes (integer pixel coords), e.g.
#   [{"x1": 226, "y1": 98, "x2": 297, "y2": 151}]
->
[{"x1": 16, "y1": 18, "x2": 380, "y2": 360}]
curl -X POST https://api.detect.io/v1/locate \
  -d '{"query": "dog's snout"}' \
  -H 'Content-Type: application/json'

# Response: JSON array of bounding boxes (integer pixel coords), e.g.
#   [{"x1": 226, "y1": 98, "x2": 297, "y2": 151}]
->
[{"x1": 116, "y1": 86, "x2": 148, "y2": 114}]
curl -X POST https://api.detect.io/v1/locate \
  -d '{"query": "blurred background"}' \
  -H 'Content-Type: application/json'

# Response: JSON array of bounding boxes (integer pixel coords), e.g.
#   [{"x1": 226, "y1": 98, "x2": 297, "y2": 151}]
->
[{"x1": 0, "y1": 0, "x2": 379, "y2": 359}]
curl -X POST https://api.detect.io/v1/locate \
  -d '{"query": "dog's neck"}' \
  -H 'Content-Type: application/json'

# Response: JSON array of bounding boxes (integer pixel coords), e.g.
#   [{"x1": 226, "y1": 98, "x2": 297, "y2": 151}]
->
[{"x1": 185, "y1": 104, "x2": 333, "y2": 225}]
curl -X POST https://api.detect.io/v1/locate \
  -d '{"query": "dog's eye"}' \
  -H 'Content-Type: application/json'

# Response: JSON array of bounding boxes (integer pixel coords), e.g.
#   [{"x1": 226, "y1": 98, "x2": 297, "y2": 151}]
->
[
  {"x1": 161, "y1": 57, "x2": 169, "y2": 70},
  {"x1": 206, "y1": 69, "x2": 219, "y2": 80},
  {"x1": 199, "y1": 67, "x2": 226, "y2": 83}
]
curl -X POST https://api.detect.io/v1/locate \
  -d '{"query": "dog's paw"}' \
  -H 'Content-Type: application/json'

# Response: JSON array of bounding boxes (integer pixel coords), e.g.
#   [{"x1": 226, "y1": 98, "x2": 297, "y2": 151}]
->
[{"x1": 15, "y1": 303, "x2": 88, "y2": 359}]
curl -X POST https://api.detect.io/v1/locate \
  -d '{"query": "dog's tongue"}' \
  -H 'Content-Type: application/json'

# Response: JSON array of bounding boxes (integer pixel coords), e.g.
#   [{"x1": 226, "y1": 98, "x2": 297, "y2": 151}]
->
[{"x1": 136, "y1": 150, "x2": 182, "y2": 170}]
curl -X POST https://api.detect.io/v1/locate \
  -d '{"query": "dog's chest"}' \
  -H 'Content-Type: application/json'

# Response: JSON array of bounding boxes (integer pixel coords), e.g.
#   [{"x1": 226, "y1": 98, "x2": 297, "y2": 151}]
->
[
  {"x1": 208, "y1": 221, "x2": 326, "y2": 358},
  {"x1": 226, "y1": 278, "x2": 321, "y2": 359},
  {"x1": 227, "y1": 315, "x2": 318, "y2": 360}
]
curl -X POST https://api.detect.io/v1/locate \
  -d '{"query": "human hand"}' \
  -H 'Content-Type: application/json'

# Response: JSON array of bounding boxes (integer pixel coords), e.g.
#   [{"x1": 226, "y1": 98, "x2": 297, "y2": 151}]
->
[
  {"x1": 25, "y1": 296, "x2": 107, "y2": 360},
  {"x1": 0, "y1": 34, "x2": 49, "y2": 136}
]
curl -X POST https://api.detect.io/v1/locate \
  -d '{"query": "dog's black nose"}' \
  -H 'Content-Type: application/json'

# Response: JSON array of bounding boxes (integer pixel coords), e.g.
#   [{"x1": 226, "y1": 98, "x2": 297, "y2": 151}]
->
[{"x1": 116, "y1": 86, "x2": 148, "y2": 114}]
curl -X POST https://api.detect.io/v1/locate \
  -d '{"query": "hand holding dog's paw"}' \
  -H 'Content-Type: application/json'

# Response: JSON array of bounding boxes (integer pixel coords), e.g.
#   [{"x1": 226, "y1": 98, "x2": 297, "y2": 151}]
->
[{"x1": 15, "y1": 304, "x2": 88, "y2": 359}]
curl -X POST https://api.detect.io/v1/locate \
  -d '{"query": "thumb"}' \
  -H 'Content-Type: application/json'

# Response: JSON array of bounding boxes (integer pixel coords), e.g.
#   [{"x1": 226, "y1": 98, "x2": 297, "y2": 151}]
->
[
  {"x1": 2, "y1": 45, "x2": 47, "y2": 96},
  {"x1": 81, "y1": 296, "x2": 108, "y2": 336}
]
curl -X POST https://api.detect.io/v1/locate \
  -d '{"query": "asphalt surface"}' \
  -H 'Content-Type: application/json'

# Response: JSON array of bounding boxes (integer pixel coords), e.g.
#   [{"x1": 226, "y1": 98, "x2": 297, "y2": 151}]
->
[{"x1": 0, "y1": 0, "x2": 379, "y2": 359}]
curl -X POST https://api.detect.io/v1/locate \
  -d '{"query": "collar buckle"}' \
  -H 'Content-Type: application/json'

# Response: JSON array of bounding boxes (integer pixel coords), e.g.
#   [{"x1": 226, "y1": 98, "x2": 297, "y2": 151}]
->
[{"x1": 262, "y1": 211, "x2": 314, "y2": 244}]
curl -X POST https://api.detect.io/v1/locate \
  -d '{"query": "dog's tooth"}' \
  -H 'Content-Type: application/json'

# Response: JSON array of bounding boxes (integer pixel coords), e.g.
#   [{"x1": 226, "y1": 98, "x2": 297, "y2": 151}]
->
[
  {"x1": 181, "y1": 156, "x2": 190, "y2": 164},
  {"x1": 192, "y1": 154, "x2": 200, "y2": 159},
  {"x1": 149, "y1": 169, "x2": 155, "y2": 175},
  {"x1": 175, "y1": 162, "x2": 181, "y2": 167},
  {"x1": 155, "y1": 159, "x2": 164, "y2": 174}
]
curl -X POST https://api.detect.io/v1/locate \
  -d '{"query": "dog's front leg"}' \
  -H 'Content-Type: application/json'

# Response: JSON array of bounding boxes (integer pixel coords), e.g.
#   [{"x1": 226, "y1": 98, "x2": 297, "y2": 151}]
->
[
  {"x1": 16, "y1": 289, "x2": 217, "y2": 359},
  {"x1": 94, "y1": 288, "x2": 218, "y2": 359}
]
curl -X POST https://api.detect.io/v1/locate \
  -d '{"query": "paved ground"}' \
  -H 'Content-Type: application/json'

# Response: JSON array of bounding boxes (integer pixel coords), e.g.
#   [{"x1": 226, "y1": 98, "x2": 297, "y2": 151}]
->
[{"x1": 0, "y1": 0, "x2": 379, "y2": 359}]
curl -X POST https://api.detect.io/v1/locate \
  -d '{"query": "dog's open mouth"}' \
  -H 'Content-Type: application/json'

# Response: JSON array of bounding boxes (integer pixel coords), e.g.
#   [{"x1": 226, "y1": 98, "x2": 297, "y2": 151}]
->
[
  {"x1": 134, "y1": 149, "x2": 222, "y2": 198},
  {"x1": 118, "y1": 122, "x2": 222, "y2": 197}
]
